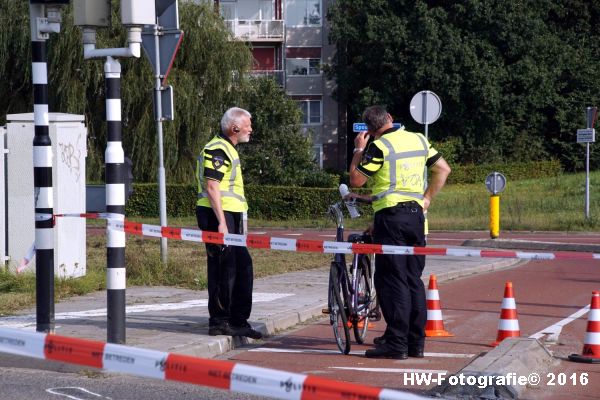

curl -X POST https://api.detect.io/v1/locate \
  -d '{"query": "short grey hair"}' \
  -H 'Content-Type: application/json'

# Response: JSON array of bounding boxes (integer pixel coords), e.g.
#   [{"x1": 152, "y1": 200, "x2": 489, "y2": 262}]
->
[
  {"x1": 362, "y1": 105, "x2": 388, "y2": 131},
  {"x1": 221, "y1": 107, "x2": 251, "y2": 134}
]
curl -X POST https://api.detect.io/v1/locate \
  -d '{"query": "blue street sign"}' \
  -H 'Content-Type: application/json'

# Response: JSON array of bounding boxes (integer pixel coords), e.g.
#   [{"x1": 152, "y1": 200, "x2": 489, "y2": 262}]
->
[{"x1": 353, "y1": 122, "x2": 403, "y2": 132}]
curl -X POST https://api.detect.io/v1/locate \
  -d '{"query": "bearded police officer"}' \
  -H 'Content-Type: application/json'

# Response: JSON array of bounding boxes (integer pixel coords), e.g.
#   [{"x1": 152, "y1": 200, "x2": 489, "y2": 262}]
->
[
  {"x1": 196, "y1": 107, "x2": 262, "y2": 339},
  {"x1": 349, "y1": 105, "x2": 451, "y2": 359}
]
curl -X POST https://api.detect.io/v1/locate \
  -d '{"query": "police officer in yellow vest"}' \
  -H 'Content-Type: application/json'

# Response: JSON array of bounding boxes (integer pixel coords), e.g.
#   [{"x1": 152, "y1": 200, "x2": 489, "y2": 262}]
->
[
  {"x1": 196, "y1": 107, "x2": 262, "y2": 339},
  {"x1": 349, "y1": 105, "x2": 451, "y2": 359}
]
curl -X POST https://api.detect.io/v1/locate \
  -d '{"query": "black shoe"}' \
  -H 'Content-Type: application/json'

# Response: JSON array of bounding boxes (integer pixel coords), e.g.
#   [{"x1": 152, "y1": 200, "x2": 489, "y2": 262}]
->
[
  {"x1": 408, "y1": 347, "x2": 425, "y2": 358},
  {"x1": 208, "y1": 322, "x2": 235, "y2": 336},
  {"x1": 232, "y1": 322, "x2": 263, "y2": 339},
  {"x1": 365, "y1": 345, "x2": 408, "y2": 359},
  {"x1": 373, "y1": 335, "x2": 386, "y2": 346}
]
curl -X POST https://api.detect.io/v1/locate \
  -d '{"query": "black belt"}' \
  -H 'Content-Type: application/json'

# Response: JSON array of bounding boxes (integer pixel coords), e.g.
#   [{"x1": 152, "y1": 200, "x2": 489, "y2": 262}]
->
[{"x1": 393, "y1": 201, "x2": 421, "y2": 208}]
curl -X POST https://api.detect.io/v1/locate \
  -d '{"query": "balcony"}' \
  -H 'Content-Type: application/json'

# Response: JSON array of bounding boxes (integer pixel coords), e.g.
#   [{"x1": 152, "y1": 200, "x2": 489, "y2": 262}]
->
[
  {"x1": 248, "y1": 70, "x2": 285, "y2": 86},
  {"x1": 225, "y1": 19, "x2": 284, "y2": 42}
]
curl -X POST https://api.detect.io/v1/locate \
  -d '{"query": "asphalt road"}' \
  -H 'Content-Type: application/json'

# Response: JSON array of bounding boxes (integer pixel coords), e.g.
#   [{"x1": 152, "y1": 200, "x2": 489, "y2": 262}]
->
[{"x1": 222, "y1": 256, "x2": 600, "y2": 399}]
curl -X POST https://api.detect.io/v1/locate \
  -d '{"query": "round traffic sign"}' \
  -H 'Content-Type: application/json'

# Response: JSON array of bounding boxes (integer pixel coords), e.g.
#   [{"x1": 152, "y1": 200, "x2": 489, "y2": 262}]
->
[
  {"x1": 410, "y1": 91, "x2": 442, "y2": 124},
  {"x1": 485, "y1": 172, "x2": 507, "y2": 195}
]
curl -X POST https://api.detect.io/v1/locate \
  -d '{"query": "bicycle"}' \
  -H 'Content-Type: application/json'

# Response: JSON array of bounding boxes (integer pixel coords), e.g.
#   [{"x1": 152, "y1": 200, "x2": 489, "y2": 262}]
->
[{"x1": 325, "y1": 188, "x2": 380, "y2": 354}]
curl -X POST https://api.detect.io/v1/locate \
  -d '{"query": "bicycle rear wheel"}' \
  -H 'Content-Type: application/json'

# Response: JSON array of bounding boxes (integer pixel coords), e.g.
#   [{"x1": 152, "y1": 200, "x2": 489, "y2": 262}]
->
[
  {"x1": 329, "y1": 263, "x2": 351, "y2": 354},
  {"x1": 353, "y1": 254, "x2": 372, "y2": 343}
]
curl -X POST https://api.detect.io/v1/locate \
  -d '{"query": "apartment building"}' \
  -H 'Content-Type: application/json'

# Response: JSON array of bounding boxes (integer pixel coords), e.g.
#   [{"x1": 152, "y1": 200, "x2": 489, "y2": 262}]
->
[{"x1": 210, "y1": 0, "x2": 345, "y2": 171}]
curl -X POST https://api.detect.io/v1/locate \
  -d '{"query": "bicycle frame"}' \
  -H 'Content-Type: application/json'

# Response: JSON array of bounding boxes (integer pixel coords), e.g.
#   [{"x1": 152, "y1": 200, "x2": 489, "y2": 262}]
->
[{"x1": 326, "y1": 200, "x2": 378, "y2": 353}]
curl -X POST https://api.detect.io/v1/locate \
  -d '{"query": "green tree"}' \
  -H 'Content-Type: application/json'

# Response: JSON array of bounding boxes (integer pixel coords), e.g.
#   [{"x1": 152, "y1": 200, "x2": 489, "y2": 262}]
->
[
  {"x1": 327, "y1": 0, "x2": 600, "y2": 170},
  {"x1": 236, "y1": 77, "x2": 336, "y2": 187}
]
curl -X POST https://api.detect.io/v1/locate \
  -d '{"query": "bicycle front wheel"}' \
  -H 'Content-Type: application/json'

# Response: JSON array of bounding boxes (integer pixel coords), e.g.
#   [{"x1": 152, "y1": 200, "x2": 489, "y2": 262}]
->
[
  {"x1": 353, "y1": 254, "x2": 372, "y2": 343},
  {"x1": 329, "y1": 263, "x2": 351, "y2": 354}
]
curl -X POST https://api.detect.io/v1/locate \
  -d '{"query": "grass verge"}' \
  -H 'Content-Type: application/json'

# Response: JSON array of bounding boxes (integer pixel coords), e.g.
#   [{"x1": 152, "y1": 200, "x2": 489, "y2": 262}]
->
[{"x1": 2, "y1": 170, "x2": 599, "y2": 315}]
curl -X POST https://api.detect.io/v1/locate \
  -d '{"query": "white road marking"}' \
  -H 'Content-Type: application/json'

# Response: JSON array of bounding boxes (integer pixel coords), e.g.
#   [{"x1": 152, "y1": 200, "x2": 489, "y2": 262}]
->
[
  {"x1": 319, "y1": 234, "x2": 336, "y2": 238},
  {"x1": 249, "y1": 347, "x2": 475, "y2": 358},
  {"x1": 0, "y1": 292, "x2": 293, "y2": 330},
  {"x1": 529, "y1": 304, "x2": 590, "y2": 342},
  {"x1": 330, "y1": 367, "x2": 448, "y2": 374},
  {"x1": 248, "y1": 231, "x2": 267, "y2": 235},
  {"x1": 282, "y1": 233, "x2": 303, "y2": 236},
  {"x1": 46, "y1": 387, "x2": 111, "y2": 400}
]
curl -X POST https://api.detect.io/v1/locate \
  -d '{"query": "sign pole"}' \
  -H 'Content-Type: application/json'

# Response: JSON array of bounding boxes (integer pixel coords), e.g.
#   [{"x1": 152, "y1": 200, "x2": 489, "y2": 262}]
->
[{"x1": 153, "y1": 21, "x2": 168, "y2": 263}]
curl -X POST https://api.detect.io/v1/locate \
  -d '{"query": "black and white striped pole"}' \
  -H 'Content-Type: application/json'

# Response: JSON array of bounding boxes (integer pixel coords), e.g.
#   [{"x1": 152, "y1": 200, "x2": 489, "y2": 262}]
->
[
  {"x1": 105, "y1": 58, "x2": 126, "y2": 343},
  {"x1": 75, "y1": 0, "x2": 154, "y2": 344},
  {"x1": 29, "y1": 0, "x2": 69, "y2": 333}
]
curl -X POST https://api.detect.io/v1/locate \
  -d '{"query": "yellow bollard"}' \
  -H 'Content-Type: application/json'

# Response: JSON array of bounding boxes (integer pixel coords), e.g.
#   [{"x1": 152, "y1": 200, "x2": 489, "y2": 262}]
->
[{"x1": 489, "y1": 195, "x2": 500, "y2": 239}]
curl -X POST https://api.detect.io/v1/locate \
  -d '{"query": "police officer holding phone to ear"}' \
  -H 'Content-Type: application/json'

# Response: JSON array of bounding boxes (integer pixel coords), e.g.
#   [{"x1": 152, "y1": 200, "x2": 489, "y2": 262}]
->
[
  {"x1": 349, "y1": 105, "x2": 450, "y2": 359},
  {"x1": 196, "y1": 107, "x2": 262, "y2": 339}
]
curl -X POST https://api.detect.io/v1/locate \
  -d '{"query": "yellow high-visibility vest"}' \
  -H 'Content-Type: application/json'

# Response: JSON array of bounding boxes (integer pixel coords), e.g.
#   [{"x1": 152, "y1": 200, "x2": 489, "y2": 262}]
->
[
  {"x1": 196, "y1": 135, "x2": 248, "y2": 212},
  {"x1": 368, "y1": 129, "x2": 432, "y2": 212}
]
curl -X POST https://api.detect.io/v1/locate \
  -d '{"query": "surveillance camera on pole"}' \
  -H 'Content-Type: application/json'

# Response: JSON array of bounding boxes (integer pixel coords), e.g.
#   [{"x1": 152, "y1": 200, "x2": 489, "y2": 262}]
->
[
  {"x1": 28, "y1": 0, "x2": 70, "y2": 335},
  {"x1": 74, "y1": 0, "x2": 155, "y2": 60},
  {"x1": 73, "y1": 0, "x2": 157, "y2": 345}
]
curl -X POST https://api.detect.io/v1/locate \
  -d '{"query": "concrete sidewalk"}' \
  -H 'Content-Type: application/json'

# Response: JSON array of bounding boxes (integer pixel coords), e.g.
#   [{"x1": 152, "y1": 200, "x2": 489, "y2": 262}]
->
[{"x1": 0, "y1": 252, "x2": 522, "y2": 358}]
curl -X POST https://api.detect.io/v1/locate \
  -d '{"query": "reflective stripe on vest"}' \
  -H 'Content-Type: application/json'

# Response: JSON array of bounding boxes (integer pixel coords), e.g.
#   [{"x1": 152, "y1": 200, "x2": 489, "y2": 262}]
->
[
  {"x1": 371, "y1": 133, "x2": 429, "y2": 203},
  {"x1": 197, "y1": 137, "x2": 247, "y2": 211}
]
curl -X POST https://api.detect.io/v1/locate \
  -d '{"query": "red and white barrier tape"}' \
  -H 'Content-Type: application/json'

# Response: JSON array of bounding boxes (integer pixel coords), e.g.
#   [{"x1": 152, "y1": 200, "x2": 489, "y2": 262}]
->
[
  {"x1": 0, "y1": 327, "x2": 425, "y2": 400},
  {"x1": 36, "y1": 213, "x2": 600, "y2": 262}
]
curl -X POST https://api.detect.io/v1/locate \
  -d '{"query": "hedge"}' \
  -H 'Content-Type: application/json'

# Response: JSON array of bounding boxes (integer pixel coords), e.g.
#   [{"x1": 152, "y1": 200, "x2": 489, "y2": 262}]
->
[{"x1": 125, "y1": 160, "x2": 563, "y2": 218}]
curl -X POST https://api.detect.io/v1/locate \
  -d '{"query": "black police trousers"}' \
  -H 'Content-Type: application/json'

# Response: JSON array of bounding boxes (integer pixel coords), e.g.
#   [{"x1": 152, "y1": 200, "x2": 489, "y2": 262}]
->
[
  {"x1": 373, "y1": 202, "x2": 426, "y2": 352},
  {"x1": 196, "y1": 206, "x2": 253, "y2": 327}
]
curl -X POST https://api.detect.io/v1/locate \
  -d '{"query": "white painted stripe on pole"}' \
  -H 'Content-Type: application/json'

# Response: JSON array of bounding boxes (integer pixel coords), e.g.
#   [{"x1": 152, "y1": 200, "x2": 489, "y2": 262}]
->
[
  {"x1": 231, "y1": 363, "x2": 306, "y2": 400},
  {"x1": 33, "y1": 104, "x2": 49, "y2": 126},
  {"x1": 498, "y1": 319, "x2": 520, "y2": 331},
  {"x1": 181, "y1": 228, "x2": 203, "y2": 242},
  {"x1": 0, "y1": 328, "x2": 46, "y2": 359},
  {"x1": 224, "y1": 233, "x2": 246, "y2": 247},
  {"x1": 106, "y1": 99, "x2": 121, "y2": 121},
  {"x1": 501, "y1": 298, "x2": 516, "y2": 309},
  {"x1": 107, "y1": 268, "x2": 126, "y2": 290},
  {"x1": 427, "y1": 310, "x2": 443, "y2": 320},
  {"x1": 529, "y1": 305, "x2": 590, "y2": 340},
  {"x1": 35, "y1": 228, "x2": 54, "y2": 250},
  {"x1": 446, "y1": 248, "x2": 482, "y2": 257},
  {"x1": 107, "y1": 229, "x2": 125, "y2": 248},
  {"x1": 0, "y1": 293, "x2": 294, "y2": 329},
  {"x1": 427, "y1": 290, "x2": 439, "y2": 300},
  {"x1": 380, "y1": 388, "x2": 432, "y2": 400},
  {"x1": 584, "y1": 332, "x2": 600, "y2": 344},
  {"x1": 32, "y1": 62, "x2": 47, "y2": 84},
  {"x1": 103, "y1": 343, "x2": 167, "y2": 379},
  {"x1": 105, "y1": 142, "x2": 124, "y2": 163},
  {"x1": 142, "y1": 224, "x2": 162, "y2": 238},
  {"x1": 323, "y1": 241, "x2": 352, "y2": 254},
  {"x1": 105, "y1": 184, "x2": 125, "y2": 206},
  {"x1": 382, "y1": 245, "x2": 414, "y2": 255},
  {"x1": 105, "y1": 72, "x2": 121, "y2": 79},
  {"x1": 33, "y1": 147, "x2": 52, "y2": 167},
  {"x1": 331, "y1": 366, "x2": 447, "y2": 374},
  {"x1": 34, "y1": 187, "x2": 53, "y2": 209},
  {"x1": 270, "y1": 237, "x2": 296, "y2": 251}
]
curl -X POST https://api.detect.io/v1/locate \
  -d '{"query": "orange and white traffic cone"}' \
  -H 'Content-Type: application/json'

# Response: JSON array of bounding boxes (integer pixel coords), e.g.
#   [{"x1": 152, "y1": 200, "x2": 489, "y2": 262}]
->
[
  {"x1": 569, "y1": 291, "x2": 600, "y2": 364},
  {"x1": 491, "y1": 281, "x2": 520, "y2": 346},
  {"x1": 425, "y1": 274, "x2": 453, "y2": 337}
]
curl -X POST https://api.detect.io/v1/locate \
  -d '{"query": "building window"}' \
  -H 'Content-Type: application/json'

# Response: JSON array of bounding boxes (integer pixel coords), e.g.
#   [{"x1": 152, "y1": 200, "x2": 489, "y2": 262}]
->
[
  {"x1": 219, "y1": 1, "x2": 236, "y2": 20},
  {"x1": 312, "y1": 144, "x2": 323, "y2": 168},
  {"x1": 285, "y1": 0, "x2": 321, "y2": 26},
  {"x1": 297, "y1": 100, "x2": 321, "y2": 125},
  {"x1": 286, "y1": 58, "x2": 320, "y2": 75}
]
